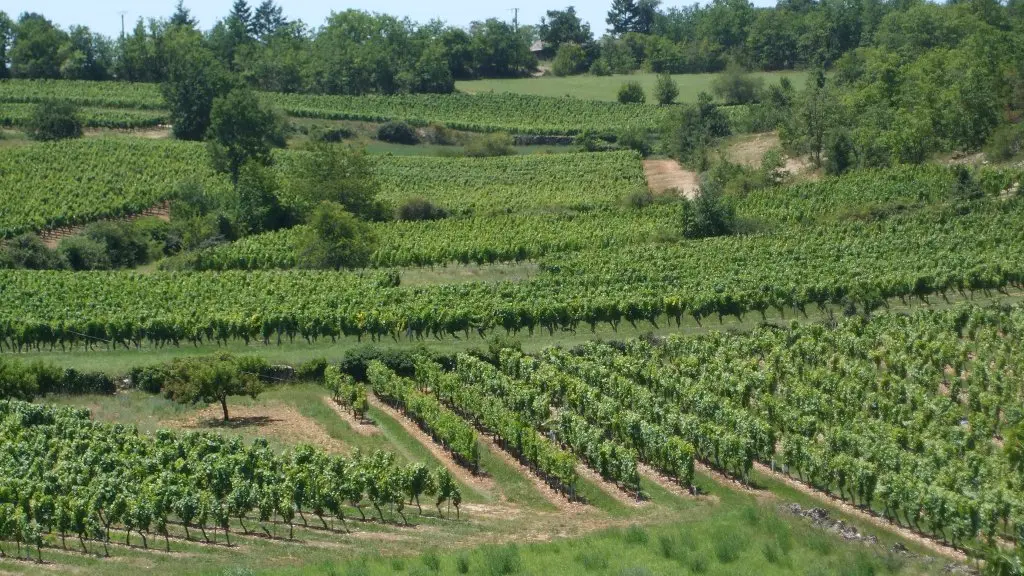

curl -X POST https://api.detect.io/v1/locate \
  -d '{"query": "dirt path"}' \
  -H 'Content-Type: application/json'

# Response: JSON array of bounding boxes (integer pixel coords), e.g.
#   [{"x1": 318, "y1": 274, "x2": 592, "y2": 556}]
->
[
  {"x1": 39, "y1": 201, "x2": 171, "y2": 249},
  {"x1": 751, "y1": 463, "x2": 968, "y2": 561},
  {"x1": 323, "y1": 397, "x2": 380, "y2": 436},
  {"x1": 725, "y1": 132, "x2": 811, "y2": 176},
  {"x1": 367, "y1": 394, "x2": 498, "y2": 496},
  {"x1": 643, "y1": 159, "x2": 699, "y2": 198},
  {"x1": 166, "y1": 402, "x2": 348, "y2": 454}
]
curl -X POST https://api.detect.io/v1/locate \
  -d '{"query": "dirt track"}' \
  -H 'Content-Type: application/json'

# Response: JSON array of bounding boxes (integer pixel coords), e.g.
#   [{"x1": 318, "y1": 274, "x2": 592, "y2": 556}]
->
[{"x1": 643, "y1": 159, "x2": 699, "y2": 198}]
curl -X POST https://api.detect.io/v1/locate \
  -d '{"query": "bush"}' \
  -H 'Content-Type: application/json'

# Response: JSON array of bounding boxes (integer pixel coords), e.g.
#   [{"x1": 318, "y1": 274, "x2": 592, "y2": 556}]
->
[
  {"x1": 576, "y1": 549, "x2": 609, "y2": 570},
  {"x1": 712, "y1": 61, "x2": 764, "y2": 105},
  {"x1": 984, "y1": 123, "x2": 1024, "y2": 162},
  {"x1": 377, "y1": 121, "x2": 420, "y2": 145},
  {"x1": 681, "y1": 183, "x2": 736, "y2": 239},
  {"x1": 421, "y1": 549, "x2": 441, "y2": 571},
  {"x1": 589, "y1": 59, "x2": 612, "y2": 76},
  {"x1": 618, "y1": 126, "x2": 652, "y2": 156},
  {"x1": 455, "y1": 554, "x2": 470, "y2": 574},
  {"x1": 85, "y1": 220, "x2": 151, "y2": 268},
  {"x1": 465, "y1": 133, "x2": 515, "y2": 157},
  {"x1": 661, "y1": 93, "x2": 730, "y2": 167},
  {"x1": 0, "y1": 357, "x2": 39, "y2": 401},
  {"x1": 296, "y1": 357, "x2": 329, "y2": 381},
  {"x1": 297, "y1": 202, "x2": 377, "y2": 270},
  {"x1": 626, "y1": 189, "x2": 655, "y2": 209},
  {"x1": 129, "y1": 365, "x2": 170, "y2": 394},
  {"x1": 618, "y1": 81, "x2": 647, "y2": 104},
  {"x1": 235, "y1": 161, "x2": 289, "y2": 235},
  {"x1": 423, "y1": 123, "x2": 457, "y2": 145},
  {"x1": 338, "y1": 346, "x2": 421, "y2": 382},
  {"x1": 655, "y1": 73, "x2": 679, "y2": 105},
  {"x1": 552, "y1": 43, "x2": 588, "y2": 77},
  {"x1": 26, "y1": 100, "x2": 83, "y2": 141},
  {"x1": 57, "y1": 235, "x2": 112, "y2": 270},
  {"x1": 826, "y1": 131, "x2": 855, "y2": 175},
  {"x1": 1, "y1": 233, "x2": 65, "y2": 270},
  {"x1": 397, "y1": 197, "x2": 449, "y2": 221}
]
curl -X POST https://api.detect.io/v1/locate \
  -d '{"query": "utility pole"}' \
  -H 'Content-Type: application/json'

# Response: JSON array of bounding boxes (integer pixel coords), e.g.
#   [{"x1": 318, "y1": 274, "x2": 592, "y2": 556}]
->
[
  {"x1": 509, "y1": 8, "x2": 519, "y2": 30},
  {"x1": 118, "y1": 11, "x2": 128, "y2": 39}
]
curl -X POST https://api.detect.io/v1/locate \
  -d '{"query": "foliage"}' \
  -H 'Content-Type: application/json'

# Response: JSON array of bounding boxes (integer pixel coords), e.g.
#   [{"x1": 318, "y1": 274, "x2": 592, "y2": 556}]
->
[
  {"x1": 160, "y1": 30, "x2": 232, "y2": 140},
  {"x1": 1, "y1": 233, "x2": 65, "y2": 270},
  {"x1": 464, "y1": 133, "x2": 515, "y2": 158},
  {"x1": 285, "y1": 142, "x2": 384, "y2": 220},
  {"x1": 57, "y1": 235, "x2": 111, "y2": 270},
  {"x1": 825, "y1": 131, "x2": 855, "y2": 176},
  {"x1": 985, "y1": 123, "x2": 1024, "y2": 162},
  {"x1": 24, "y1": 99, "x2": 82, "y2": 141},
  {"x1": 207, "y1": 87, "x2": 283, "y2": 179},
  {"x1": 396, "y1": 198, "x2": 448, "y2": 222},
  {"x1": 296, "y1": 202, "x2": 376, "y2": 270},
  {"x1": 234, "y1": 162, "x2": 289, "y2": 235},
  {"x1": 0, "y1": 357, "x2": 39, "y2": 401},
  {"x1": 377, "y1": 121, "x2": 420, "y2": 145},
  {"x1": 711, "y1": 61, "x2": 763, "y2": 105},
  {"x1": 617, "y1": 81, "x2": 646, "y2": 104},
  {"x1": 161, "y1": 353, "x2": 266, "y2": 421},
  {"x1": 654, "y1": 73, "x2": 678, "y2": 105},
  {"x1": 552, "y1": 43, "x2": 589, "y2": 77},
  {"x1": 617, "y1": 126, "x2": 651, "y2": 156},
  {"x1": 660, "y1": 92, "x2": 729, "y2": 167}
]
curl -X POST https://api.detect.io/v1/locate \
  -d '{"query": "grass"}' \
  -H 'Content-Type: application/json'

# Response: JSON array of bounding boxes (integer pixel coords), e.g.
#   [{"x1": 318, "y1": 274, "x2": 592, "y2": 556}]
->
[{"x1": 457, "y1": 70, "x2": 808, "y2": 103}]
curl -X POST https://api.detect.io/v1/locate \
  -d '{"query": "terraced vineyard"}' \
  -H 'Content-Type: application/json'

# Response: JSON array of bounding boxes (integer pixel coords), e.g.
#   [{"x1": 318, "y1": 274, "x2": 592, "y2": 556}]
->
[{"x1": 0, "y1": 103, "x2": 168, "y2": 130}]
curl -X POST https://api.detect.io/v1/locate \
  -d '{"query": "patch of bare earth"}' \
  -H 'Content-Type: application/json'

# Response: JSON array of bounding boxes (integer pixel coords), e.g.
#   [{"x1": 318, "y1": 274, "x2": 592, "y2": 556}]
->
[
  {"x1": 752, "y1": 463, "x2": 968, "y2": 561},
  {"x1": 726, "y1": 131, "x2": 811, "y2": 177},
  {"x1": 323, "y1": 397, "x2": 380, "y2": 436},
  {"x1": 366, "y1": 394, "x2": 498, "y2": 496},
  {"x1": 166, "y1": 402, "x2": 347, "y2": 454},
  {"x1": 643, "y1": 159, "x2": 699, "y2": 198}
]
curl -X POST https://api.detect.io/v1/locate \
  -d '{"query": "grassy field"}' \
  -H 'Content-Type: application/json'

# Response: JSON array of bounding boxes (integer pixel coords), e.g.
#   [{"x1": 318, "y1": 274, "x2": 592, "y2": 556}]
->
[
  {"x1": 457, "y1": 70, "x2": 808, "y2": 103},
  {"x1": 16, "y1": 380, "x2": 951, "y2": 576}
]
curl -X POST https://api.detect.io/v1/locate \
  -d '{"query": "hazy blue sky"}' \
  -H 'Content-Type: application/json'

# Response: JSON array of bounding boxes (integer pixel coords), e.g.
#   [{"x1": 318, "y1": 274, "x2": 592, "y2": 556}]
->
[{"x1": 4, "y1": 1, "x2": 621, "y2": 38}]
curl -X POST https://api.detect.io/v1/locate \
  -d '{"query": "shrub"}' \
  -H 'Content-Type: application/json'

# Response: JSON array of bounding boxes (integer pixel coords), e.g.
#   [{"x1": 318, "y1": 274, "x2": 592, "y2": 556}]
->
[
  {"x1": 626, "y1": 189, "x2": 655, "y2": 209},
  {"x1": 85, "y1": 220, "x2": 151, "y2": 268},
  {"x1": 26, "y1": 100, "x2": 83, "y2": 141},
  {"x1": 687, "y1": 555, "x2": 708, "y2": 574},
  {"x1": 589, "y1": 59, "x2": 612, "y2": 76},
  {"x1": 711, "y1": 61, "x2": 764, "y2": 105},
  {"x1": 984, "y1": 122, "x2": 1024, "y2": 162},
  {"x1": 129, "y1": 365, "x2": 170, "y2": 394},
  {"x1": 296, "y1": 357, "x2": 329, "y2": 381},
  {"x1": 1, "y1": 233, "x2": 65, "y2": 270},
  {"x1": 660, "y1": 93, "x2": 730, "y2": 167},
  {"x1": 397, "y1": 198, "x2": 449, "y2": 221},
  {"x1": 714, "y1": 539, "x2": 740, "y2": 563},
  {"x1": 618, "y1": 126, "x2": 652, "y2": 156},
  {"x1": 0, "y1": 357, "x2": 39, "y2": 401},
  {"x1": 423, "y1": 123, "x2": 457, "y2": 145},
  {"x1": 826, "y1": 131, "x2": 855, "y2": 175},
  {"x1": 338, "y1": 346, "x2": 421, "y2": 382},
  {"x1": 655, "y1": 73, "x2": 679, "y2": 105},
  {"x1": 421, "y1": 549, "x2": 441, "y2": 571},
  {"x1": 465, "y1": 133, "x2": 515, "y2": 157},
  {"x1": 552, "y1": 43, "x2": 589, "y2": 77},
  {"x1": 681, "y1": 183, "x2": 737, "y2": 239},
  {"x1": 297, "y1": 202, "x2": 377, "y2": 270},
  {"x1": 57, "y1": 235, "x2": 112, "y2": 270},
  {"x1": 377, "y1": 121, "x2": 420, "y2": 145},
  {"x1": 618, "y1": 81, "x2": 646, "y2": 104}
]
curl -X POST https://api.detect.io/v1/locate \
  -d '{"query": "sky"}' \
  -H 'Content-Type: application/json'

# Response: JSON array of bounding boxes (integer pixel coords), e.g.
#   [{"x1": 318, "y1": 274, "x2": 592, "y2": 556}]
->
[{"x1": 4, "y1": 1, "x2": 621, "y2": 38}]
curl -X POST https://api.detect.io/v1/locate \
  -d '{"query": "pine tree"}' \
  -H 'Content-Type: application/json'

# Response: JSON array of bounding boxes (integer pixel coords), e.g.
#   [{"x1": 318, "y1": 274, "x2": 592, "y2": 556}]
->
[
  {"x1": 170, "y1": 1, "x2": 198, "y2": 29},
  {"x1": 253, "y1": 1, "x2": 286, "y2": 40},
  {"x1": 229, "y1": 0, "x2": 254, "y2": 37}
]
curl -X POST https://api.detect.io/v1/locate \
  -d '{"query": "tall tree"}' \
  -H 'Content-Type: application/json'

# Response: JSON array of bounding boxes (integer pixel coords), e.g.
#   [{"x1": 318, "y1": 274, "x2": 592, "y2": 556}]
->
[
  {"x1": 253, "y1": 1, "x2": 287, "y2": 40},
  {"x1": 607, "y1": 0, "x2": 661, "y2": 35},
  {"x1": 207, "y1": 86, "x2": 281, "y2": 180},
  {"x1": 230, "y1": 0, "x2": 255, "y2": 36},
  {"x1": 170, "y1": 1, "x2": 198, "y2": 30},
  {"x1": 160, "y1": 29, "x2": 231, "y2": 140},
  {"x1": 10, "y1": 13, "x2": 68, "y2": 78},
  {"x1": 539, "y1": 7, "x2": 593, "y2": 51},
  {"x1": 0, "y1": 12, "x2": 12, "y2": 79}
]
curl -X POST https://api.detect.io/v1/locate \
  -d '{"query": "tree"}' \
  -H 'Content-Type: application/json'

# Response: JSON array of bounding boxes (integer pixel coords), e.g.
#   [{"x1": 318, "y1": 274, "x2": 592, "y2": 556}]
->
[
  {"x1": 207, "y1": 86, "x2": 282, "y2": 179},
  {"x1": 711, "y1": 60, "x2": 763, "y2": 104},
  {"x1": 253, "y1": 1, "x2": 287, "y2": 40},
  {"x1": 170, "y1": 1, "x2": 199, "y2": 30},
  {"x1": 468, "y1": 19, "x2": 535, "y2": 78},
  {"x1": 230, "y1": 1, "x2": 255, "y2": 36},
  {"x1": 681, "y1": 180, "x2": 736, "y2": 239},
  {"x1": 655, "y1": 72, "x2": 679, "y2": 104},
  {"x1": 9, "y1": 13, "x2": 67, "y2": 78},
  {"x1": 1007, "y1": 422, "x2": 1024, "y2": 477},
  {"x1": 618, "y1": 81, "x2": 646, "y2": 103},
  {"x1": 234, "y1": 162, "x2": 288, "y2": 235},
  {"x1": 0, "y1": 12, "x2": 11, "y2": 79},
  {"x1": 25, "y1": 100, "x2": 82, "y2": 141},
  {"x1": 660, "y1": 92, "x2": 730, "y2": 166},
  {"x1": 160, "y1": 30, "x2": 232, "y2": 140},
  {"x1": 162, "y1": 354, "x2": 264, "y2": 422},
  {"x1": 552, "y1": 43, "x2": 588, "y2": 76},
  {"x1": 782, "y1": 72, "x2": 839, "y2": 166},
  {"x1": 825, "y1": 130, "x2": 854, "y2": 175},
  {"x1": 297, "y1": 202, "x2": 377, "y2": 270},
  {"x1": 0, "y1": 357, "x2": 38, "y2": 401},
  {"x1": 608, "y1": 0, "x2": 661, "y2": 35},
  {"x1": 540, "y1": 7, "x2": 593, "y2": 52},
  {"x1": 288, "y1": 143, "x2": 383, "y2": 219}
]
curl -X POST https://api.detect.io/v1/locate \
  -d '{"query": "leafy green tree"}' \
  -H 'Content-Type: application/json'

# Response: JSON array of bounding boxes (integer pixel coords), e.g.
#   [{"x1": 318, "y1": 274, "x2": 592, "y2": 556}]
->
[
  {"x1": 162, "y1": 354, "x2": 264, "y2": 421},
  {"x1": 1, "y1": 233, "x2": 65, "y2": 270},
  {"x1": 825, "y1": 131, "x2": 855, "y2": 175},
  {"x1": 617, "y1": 81, "x2": 646, "y2": 103},
  {"x1": 655, "y1": 72, "x2": 679, "y2": 104},
  {"x1": 608, "y1": 0, "x2": 662, "y2": 35},
  {"x1": 288, "y1": 143, "x2": 383, "y2": 219},
  {"x1": 253, "y1": 1, "x2": 287, "y2": 40},
  {"x1": 681, "y1": 181, "x2": 736, "y2": 239},
  {"x1": 1007, "y1": 422, "x2": 1024, "y2": 477},
  {"x1": 468, "y1": 19, "x2": 536, "y2": 78},
  {"x1": 160, "y1": 29, "x2": 232, "y2": 140},
  {"x1": 0, "y1": 12, "x2": 12, "y2": 79},
  {"x1": 10, "y1": 13, "x2": 67, "y2": 78},
  {"x1": 234, "y1": 162, "x2": 288, "y2": 235},
  {"x1": 297, "y1": 202, "x2": 377, "y2": 270},
  {"x1": 552, "y1": 43, "x2": 588, "y2": 76},
  {"x1": 57, "y1": 235, "x2": 111, "y2": 271},
  {"x1": 207, "y1": 87, "x2": 282, "y2": 179},
  {"x1": 783, "y1": 72, "x2": 839, "y2": 166},
  {"x1": 0, "y1": 357, "x2": 38, "y2": 401},
  {"x1": 540, "y1": 7, "x2": 593, "y2": 52},
  {"x1": 660, "y1": 92, "x2": 730, "y2": 167},
  {"x1": 25, "y1": 100, "x2": 82, "y2": 141},
  {"x1": 711, "y1": 60, "x2": 763, "y2": 104}
]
